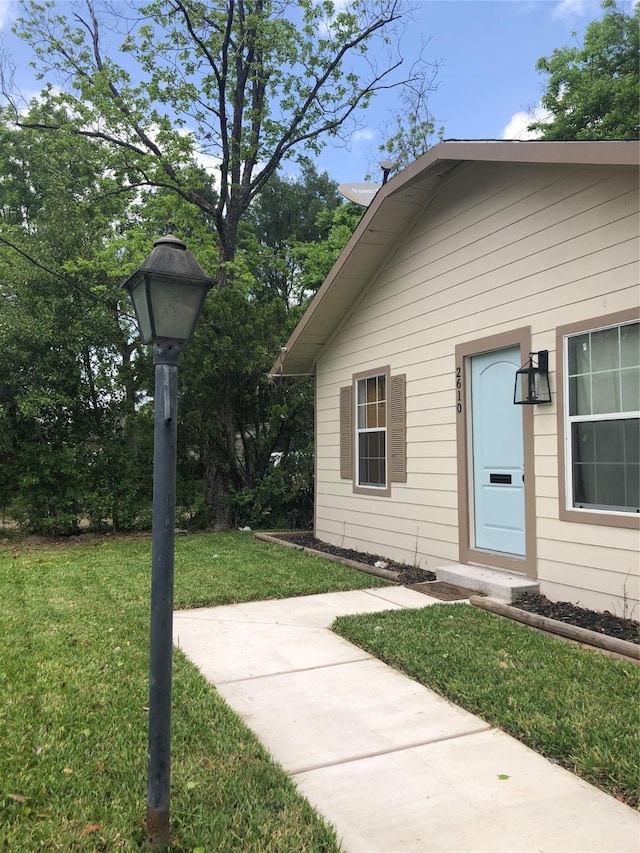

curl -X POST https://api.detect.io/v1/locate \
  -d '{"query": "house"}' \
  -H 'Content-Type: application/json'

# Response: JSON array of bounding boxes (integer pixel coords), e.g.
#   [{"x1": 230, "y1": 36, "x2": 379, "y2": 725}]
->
[{"x1": 271, "y1": 140, "x2": 639, "y2": 614}]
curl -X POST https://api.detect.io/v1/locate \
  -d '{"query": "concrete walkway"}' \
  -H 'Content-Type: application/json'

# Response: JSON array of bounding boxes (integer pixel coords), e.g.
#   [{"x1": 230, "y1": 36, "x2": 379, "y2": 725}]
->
[{"x1": 174, "y1": 587, "x2": 640, "y2": 853}]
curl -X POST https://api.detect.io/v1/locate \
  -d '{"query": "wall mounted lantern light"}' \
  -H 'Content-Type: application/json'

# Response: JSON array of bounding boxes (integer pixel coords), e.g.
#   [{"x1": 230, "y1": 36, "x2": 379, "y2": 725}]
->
[
  {"x1": 122, "y1": 232, "x2": 213, "y2": 850},
  {"x1": 513, "y1": 350, "x2": 552, "y2": 405}
]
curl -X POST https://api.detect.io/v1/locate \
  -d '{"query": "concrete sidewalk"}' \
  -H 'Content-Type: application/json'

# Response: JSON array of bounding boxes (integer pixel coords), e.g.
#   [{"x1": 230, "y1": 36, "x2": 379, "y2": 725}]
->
[{"x1": 174, "y1": 587, "x2": 639, "y2": 853}]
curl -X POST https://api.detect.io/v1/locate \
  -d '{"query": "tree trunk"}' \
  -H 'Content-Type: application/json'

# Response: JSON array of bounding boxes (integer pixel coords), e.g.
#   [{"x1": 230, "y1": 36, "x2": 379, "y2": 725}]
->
[{"x1": 202, "y1": 378, "x2": 239, "y2": 530}]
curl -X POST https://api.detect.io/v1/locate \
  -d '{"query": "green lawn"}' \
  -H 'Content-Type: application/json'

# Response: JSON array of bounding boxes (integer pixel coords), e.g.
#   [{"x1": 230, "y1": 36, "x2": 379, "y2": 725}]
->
[
  {"x1": 0, "y1": 532, "x2": 388, "y2": 851},
  {"x1": 333, "y1": 603, "x2": 640, "y2": 809}
]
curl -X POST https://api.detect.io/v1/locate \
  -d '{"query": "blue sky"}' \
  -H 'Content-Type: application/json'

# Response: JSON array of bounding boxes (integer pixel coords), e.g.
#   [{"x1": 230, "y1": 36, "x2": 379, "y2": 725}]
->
[{"x1": 0, "y1": 0, "x2": 609, "y2": 185}]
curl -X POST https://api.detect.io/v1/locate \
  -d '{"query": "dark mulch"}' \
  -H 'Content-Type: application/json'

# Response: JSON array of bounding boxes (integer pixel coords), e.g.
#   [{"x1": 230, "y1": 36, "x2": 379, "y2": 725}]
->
[
  {"x1": 274, "y1": 533, "x2": 639, "y2": 645},
  {"x1": 513, "y1": 593, "x2": 639, "y2": 645},
  {"x1": 277, "y1": 533, "x2": 436, "y2": 584}
]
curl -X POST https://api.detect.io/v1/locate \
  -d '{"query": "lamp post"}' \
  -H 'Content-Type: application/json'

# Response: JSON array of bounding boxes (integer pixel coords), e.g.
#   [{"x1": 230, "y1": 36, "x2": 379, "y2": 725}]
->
[{"x1": 122, "y1": 233, "x2": 213, "y2": 850}]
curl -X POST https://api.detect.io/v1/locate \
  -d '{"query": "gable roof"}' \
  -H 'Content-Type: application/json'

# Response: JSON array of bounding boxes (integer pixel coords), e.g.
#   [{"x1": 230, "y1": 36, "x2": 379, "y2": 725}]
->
[{"x1": 271, "y1": 139, "x2": 639, "y2": 377}]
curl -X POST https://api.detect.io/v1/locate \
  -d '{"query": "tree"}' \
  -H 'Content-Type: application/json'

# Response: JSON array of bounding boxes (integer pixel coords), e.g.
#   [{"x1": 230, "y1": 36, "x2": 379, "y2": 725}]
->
[
  {"x1": 4, "y1": 0, "x2": 436, "y2": 528},
  {"x1": 0, "y1": 106, "x2": 154, "y2": 533},
  {"x1": 530, "y1": 0, "x2": 640, "y2": 140},
  {"x1": 178, "y1": 165, "x2": 357, "y2": 530}
]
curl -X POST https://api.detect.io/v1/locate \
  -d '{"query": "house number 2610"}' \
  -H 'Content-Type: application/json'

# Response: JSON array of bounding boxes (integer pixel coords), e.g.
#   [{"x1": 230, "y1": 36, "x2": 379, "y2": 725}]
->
[{"x1": 456, "y1": 366, "x2": 463, "y2": 414}]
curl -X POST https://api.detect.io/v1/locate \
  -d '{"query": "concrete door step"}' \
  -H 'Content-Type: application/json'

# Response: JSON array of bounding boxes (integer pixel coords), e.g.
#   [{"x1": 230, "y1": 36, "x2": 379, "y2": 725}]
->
[{"x1": 435, "y1": 564, "x2": 539, "y2": 603}]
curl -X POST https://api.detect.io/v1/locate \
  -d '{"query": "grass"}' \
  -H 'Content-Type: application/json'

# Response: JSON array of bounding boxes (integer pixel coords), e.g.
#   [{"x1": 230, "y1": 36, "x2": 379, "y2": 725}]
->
[
  {"x1": 332, "y1": 603, "x2": 640, "y2": 809},
  {"x1": 0, "y1": 531, "x2": 388, "y2": 851}
]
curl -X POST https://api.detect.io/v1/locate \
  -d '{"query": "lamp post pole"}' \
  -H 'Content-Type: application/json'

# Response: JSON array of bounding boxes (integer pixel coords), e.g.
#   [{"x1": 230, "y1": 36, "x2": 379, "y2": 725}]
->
[
  {"x1": 121, "y1": 232, "x2": 213, "y2": 851},
  {"x1": 146, "y1": 342, "x2": 181, "y2": 849}
]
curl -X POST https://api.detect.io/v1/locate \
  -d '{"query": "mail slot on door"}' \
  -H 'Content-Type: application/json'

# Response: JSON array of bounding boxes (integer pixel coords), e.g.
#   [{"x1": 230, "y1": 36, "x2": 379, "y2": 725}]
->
[{"x1": 490, "y1": 473, "x2": 512, "y2": 485}]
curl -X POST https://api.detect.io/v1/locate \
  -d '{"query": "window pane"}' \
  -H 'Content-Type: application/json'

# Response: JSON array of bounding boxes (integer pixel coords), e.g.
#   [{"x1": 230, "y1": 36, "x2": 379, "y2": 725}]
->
[
  {"x1": 625, "y1": 420, "x2": 639, "y2": 465},
  {"x1": 594, "y1": 420, "x2": 624, "y2": 464},
  {"x1": 626, "y1": 464, "x2": 639, "y2": 511},
  {"x1": 573, "y1": 421, "x2": 594, "y2": 463},
  {"x1": 366, "y1": 377, "x2": 377, "y2": 404},
  {"x1": 621, "y1": 367, "x2": 640, "y2": 413},
  {"x1": 358, "y1": 432, "x2": 386, "y2": 487},
  {"x1": 371, "y1": 431, "x2": 385, "y2": 456},
  {"x1": 591, "y1": 326, "x2": 620, "y2": 372},
  {"x1": 357, "y1": 379, "x2": 366, "y2": 405},
  {"x1": 569, "y1": 374, "x2": 591, "y2": 416},
  {"x1": 620, "y1": 323, "x2": 639, "y2": 369},
  {"x1": 592, "y1": 370, "x2": 620, "y2": 414},
  {"x1": 571, "y1": 418, "x2": 640, "y2": 510},
  {"x1": 568, "y1": 333, "x2": 591, "y2": 376},
  {"x1": 573, "y1": 462, "x2": 596, "y2": 506},
  {"x1": 595, "y1": 464, "x2": 627, "y2": 508}
]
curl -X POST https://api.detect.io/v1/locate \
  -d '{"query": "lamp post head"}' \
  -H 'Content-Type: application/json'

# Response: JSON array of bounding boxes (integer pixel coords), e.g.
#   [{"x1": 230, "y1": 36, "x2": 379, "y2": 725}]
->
[{"x1": 122, "y1": 233, "x2": 214, "y2": 345}]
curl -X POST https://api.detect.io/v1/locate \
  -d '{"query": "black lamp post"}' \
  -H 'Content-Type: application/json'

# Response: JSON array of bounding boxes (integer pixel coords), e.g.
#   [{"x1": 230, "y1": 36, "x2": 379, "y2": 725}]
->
[{"x1": 122, "y1": 233, "x2": 213, "y2": 850}]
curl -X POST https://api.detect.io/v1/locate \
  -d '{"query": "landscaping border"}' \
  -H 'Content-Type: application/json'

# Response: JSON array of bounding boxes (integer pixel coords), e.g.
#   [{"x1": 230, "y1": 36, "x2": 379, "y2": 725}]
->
[
  {"x1": 254, "y1": 531, "x2": 401, "y2": 581},
  {"x1": 471, "y1": 595, "x2": 640, "y2": 665},
  {"x1": 256, "y1": 532, "x2": 639, "y2": 664}
]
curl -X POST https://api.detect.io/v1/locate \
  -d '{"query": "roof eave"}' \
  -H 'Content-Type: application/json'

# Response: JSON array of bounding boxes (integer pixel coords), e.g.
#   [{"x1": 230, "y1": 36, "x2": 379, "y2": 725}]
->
[{"x1": 271, "y1": 139, "x2": 640, "y2": 377}]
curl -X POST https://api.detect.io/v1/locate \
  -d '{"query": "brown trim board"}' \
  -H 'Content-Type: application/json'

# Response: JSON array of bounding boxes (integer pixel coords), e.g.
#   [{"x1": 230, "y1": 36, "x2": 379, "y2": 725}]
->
[{"x1": 455, "y1": 327, "x2": 538, "y2": 578}]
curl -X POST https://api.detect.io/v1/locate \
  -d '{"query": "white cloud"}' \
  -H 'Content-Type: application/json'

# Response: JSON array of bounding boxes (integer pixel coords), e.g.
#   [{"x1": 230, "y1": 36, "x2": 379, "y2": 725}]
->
[
  {"x1": 0, "y1": 0, "x2": 17, "y2": 31},
  {"x1": 316, "y1": 0, "x2": 352, "y2": 36},
  {"x1": 551, "y1": 0, "x2": 596, "y2": 21},
  {"x1": 501, "y1": 104, "x2": 551, "y2": 140},
  {"x1": 350, "y1": 127, "x2": 376, "y2": 144},
  {"x1": 192, "y1": 146, "x2": 222, "y2": 180}
]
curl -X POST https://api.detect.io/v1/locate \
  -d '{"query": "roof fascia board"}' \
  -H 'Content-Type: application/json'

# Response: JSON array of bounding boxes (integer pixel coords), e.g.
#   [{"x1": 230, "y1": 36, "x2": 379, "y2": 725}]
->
[{"x1": 271, "y1": 155, "x2": 460, "y2": 376}]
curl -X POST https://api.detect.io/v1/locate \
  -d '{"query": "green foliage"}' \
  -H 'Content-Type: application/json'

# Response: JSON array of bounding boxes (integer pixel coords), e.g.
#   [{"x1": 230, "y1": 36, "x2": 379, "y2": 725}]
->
[
  {"x1": 176, "y1": 167, "x2": 355, "y2": 531},
  {"x1": 290, "y1": 202, "x2": 364, "y2": 299},
  {"x1": 334, "y1": 604, "x2": 640, "y2": 808},
  {"x1": 376, "y1": 85, "x2": 444, "y2": 174},
  {"x1": 0, "y1": 107, "x2": 153, "y2": 534},
  {"x1": 530, "y1": 0, "x2": 640, "y2": 140},
  {"x1": 232, "y1": 443, "x2": 314, "y2": 530},
  {"x1": 6, "y1": 0, "x2": 436, "y2": 529}
]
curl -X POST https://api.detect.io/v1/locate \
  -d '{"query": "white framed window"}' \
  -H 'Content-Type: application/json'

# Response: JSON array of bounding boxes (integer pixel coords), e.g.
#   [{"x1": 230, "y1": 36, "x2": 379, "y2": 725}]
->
[
  {"x1": 356, "y1": 373, "x2": 387, "y2": 488},
  {"x1": 565, "y1": 320, "x2": 639, "y2": 515}
]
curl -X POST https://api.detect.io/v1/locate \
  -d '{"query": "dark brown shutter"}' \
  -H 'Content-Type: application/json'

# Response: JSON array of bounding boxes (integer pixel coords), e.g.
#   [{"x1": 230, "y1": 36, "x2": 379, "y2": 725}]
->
[
  {"x1": 339, "y1": 385, "x2": 353, "y2": 479},
  {"x1": 389, "y1": 373, "x2": 407, "y2": 483}
]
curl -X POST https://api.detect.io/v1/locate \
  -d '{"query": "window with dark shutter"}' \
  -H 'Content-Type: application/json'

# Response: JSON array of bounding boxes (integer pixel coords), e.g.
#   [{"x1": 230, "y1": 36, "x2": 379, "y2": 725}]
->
[{"x1": 339, "y1": 368, "x2": 407, "y2": 493}]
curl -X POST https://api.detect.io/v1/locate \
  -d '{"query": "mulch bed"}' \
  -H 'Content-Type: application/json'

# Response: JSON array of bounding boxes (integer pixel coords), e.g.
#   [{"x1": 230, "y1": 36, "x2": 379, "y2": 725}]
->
[
  {"x1": 274, "y1": 533, "x2": 639, "y2": 645},
  {"x1": 513, "y1": 593, "x2": 639, "y2": 646},
  {"x1": 276, "y1": 533, "x2": 436, "y2": 584}
]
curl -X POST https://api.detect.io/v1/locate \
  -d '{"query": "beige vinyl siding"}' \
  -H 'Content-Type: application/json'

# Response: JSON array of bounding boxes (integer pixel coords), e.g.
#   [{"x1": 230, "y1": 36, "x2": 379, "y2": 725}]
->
[{"x1": 314, "y1": 161, "x2": 639, "y2": 611}]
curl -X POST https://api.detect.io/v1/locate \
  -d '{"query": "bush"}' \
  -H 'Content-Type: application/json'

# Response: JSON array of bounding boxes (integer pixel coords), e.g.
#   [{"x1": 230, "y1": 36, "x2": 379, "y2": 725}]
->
[{"x1": 232, "y1": 449, "x2": 313, "y2": 530}]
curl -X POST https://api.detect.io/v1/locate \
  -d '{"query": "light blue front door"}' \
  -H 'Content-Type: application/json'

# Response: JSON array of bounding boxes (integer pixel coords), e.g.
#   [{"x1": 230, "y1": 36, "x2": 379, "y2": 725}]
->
[{"x1": 471, "y1": 346, "x2": 525, "y2": 556}]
